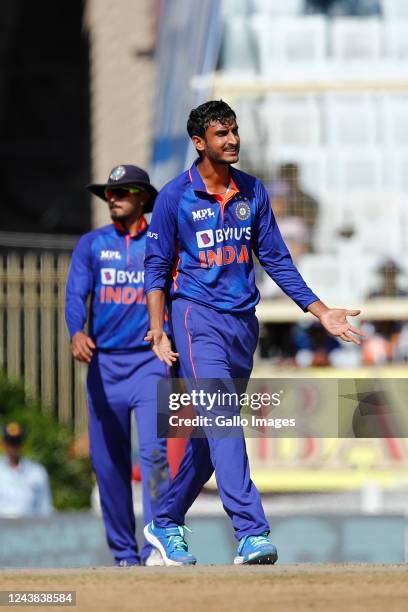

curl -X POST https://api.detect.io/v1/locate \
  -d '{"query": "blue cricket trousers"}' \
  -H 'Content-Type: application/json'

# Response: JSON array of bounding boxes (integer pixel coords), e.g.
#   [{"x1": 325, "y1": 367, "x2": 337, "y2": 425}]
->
[
  {"x1": 87, "y1": 349, "x2": 169, "y2": 564},
  {"x1": 155, "y1": 297, "x2": 269, "y2": 539}
]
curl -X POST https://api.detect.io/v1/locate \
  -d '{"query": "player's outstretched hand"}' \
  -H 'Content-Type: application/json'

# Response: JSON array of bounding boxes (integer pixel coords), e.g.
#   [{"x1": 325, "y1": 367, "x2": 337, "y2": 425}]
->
[
  {"x1": 144, "y1": 329, "x2": 179, "y2": 365},
  {"x1": 71, "y1": 331, "x2": 96, "y2": 363},
  {"x1": 319, "y1": 308, "x2": 365, "y2": 345}
]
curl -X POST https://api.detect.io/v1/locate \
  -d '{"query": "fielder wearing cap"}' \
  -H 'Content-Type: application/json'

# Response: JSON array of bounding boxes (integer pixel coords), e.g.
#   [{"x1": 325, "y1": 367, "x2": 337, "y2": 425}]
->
[
  {"x1": 65, "y1": 164, "x2": 171, "y2": 567},
  {"x1": 0, "y1": 422, "x2": 53, "y2": 518}
]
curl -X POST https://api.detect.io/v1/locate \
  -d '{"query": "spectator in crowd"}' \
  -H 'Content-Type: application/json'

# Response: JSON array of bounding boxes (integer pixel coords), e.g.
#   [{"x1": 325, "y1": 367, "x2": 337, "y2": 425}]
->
[
  {"x1": 362, "y1": 258, "x2": 408, "y2": 365},
  {"x1": 278, "y1": 163, "x2": 319, "y2": 253},
  {"x1": 304, "y1": 0, "x2": 381, "y2": 16},
  {"x1": 294, "y1": 321, "x2": 342, "y2": 367},
  {"x1": 268, "y1": 180, "x2": 308, "y2": 259},
  {"x1": 368, "y1": 258, "x2": 408, "y2": 299},
  {"x1": 0, "y1": 422, "x2": 53, "y2": 518}
]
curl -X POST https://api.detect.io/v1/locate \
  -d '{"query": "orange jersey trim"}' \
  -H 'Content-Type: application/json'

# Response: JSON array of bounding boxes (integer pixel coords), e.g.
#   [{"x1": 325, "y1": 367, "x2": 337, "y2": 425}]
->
[
  {"x1": 113, "y1": 215, "x2": 147, "y2": 238},
  {"x1": 213, "y1": 177, "x2": 239, "y2": 218}
]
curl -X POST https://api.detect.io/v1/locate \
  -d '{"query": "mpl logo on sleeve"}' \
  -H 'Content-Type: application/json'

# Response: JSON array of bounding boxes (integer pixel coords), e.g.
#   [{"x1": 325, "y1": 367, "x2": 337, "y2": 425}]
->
[
  {"x1": 101, "y1": 268, "x2": 116, "y2": 285},
  {"x1": 196, "y1": 229, "x2": 214, "y2": 248},
  {"x1": 192, "y1": 207, "x2": 215, "y2": 222}
]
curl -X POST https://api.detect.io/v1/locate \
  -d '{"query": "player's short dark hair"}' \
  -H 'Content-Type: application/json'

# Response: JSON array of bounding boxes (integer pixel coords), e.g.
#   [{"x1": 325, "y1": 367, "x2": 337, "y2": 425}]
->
[{"x1": 187, "y1": 100, "x2": 236, "y2": 139}]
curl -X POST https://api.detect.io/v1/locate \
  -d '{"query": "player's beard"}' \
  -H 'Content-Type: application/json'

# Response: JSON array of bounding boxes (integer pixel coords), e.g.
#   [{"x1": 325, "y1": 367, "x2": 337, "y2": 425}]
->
[
  {"x1": 205, "y1": 142, "x2": 240, "y2": 165},
  {"x1": 109, "y1": 209, "x2": 128, "y2": 222}
]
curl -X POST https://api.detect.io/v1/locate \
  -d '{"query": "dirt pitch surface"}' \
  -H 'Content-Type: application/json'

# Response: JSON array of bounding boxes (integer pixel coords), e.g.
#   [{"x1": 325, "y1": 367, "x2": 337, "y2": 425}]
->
[{"x1": 1, "y1": 565, "x2": 408, "y2": 612}]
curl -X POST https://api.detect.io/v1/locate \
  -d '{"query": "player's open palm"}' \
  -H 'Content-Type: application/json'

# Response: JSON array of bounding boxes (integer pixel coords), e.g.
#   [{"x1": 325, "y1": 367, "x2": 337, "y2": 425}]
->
[
  {"x1": 319, "y1": 309, "x2": 365, "y2": 345},
  {"x1": 144, "y1": 329, "x2": 179, "y2": 365}
]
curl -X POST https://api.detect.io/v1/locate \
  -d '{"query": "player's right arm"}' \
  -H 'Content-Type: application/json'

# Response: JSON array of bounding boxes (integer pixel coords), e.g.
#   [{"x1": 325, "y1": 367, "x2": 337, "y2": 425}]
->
[
  {"x1": 65, "y1": 234, "x2": 96, "y2": 363},
  {"x1": 144, "y1": 189, "x2": 179, "y2": 365}
]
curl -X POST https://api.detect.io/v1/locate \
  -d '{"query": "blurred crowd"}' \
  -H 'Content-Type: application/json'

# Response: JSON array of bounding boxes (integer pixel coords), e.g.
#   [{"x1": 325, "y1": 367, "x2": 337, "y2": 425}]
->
[
  {"x1": 258, "y1": 162, "x2": 408, "y2": 367},
  {"x1": 304, "y1": 0, "x2": 382, "y2": 16}
]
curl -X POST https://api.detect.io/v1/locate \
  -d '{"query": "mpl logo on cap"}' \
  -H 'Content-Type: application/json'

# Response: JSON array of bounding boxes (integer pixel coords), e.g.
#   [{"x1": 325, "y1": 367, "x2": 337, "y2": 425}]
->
[
  {"x1": 109, "y1": 166, "x2": 126, "y2": 181},
  {"x1": 101, "y1": 268, "x2": 116, "y2": 285},
  {"x1": 196, "y1": 229, "x2": 214, "y2": 248}
]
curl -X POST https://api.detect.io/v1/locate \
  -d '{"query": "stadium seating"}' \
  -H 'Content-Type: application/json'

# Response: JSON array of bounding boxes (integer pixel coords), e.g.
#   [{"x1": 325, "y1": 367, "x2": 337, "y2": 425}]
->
[
  {"x1": 263, "y1": 95, "x2": 322, "y2": 148},
  {"x1": 384, "y1": 21, "x2": 408, "y2": 60},
  {"x1": 384, "y1": 152, "x2": 408, "y2": 194},
  {"x1": 298, "y1": 253, "x2": 354, "y2": 302},
  {"x1": 324, "y1": 93, "x2": 378, "y2": 148},
  {"x1": 330, "y1": 17, "x2": 382, "y2": 61},
  {"x1": 251, "y1": 0, "x2": 303, "y2": 15},
  {"x1": 382, "y1": 0, "x2": 408, "y2": 19},
  {"x1": 221, "y1": 15, "x2": 258, "y2": 73},
  {"x1": 219, "y1": 1, "x2": 408, "y2": 307},
  {"x1": 235, "y1": 97, "x2": 267, "y2": 139},
  {"x1": 379, "y1": 96, "x2": 408, "y2": 148},
  {"x1": 326, "y1": 149, "x2": 383, "y2": 191},
  {"x1": 251, "y1": 15, "x2": 327, "y2": 72}
]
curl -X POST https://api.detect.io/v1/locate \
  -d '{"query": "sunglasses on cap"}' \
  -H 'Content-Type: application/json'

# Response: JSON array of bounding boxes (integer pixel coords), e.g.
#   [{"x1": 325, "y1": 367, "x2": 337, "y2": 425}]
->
[{"x1": 105, "y1": 186, "x2": 144, "y2": 199}]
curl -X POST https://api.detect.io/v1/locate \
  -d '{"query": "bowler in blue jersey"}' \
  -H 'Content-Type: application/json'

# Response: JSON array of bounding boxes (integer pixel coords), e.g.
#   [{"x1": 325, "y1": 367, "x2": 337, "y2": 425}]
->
[
  {"x1": 143, "y1": 101, "x2": 365, "y2": 566},
  {"x1": 65, "y1": 165, "x2": 170, "y2": 567}
]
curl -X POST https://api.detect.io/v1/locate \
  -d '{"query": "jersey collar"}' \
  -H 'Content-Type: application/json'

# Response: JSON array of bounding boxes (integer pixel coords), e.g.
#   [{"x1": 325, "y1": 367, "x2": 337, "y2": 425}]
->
[
  {"x1": 188, "y1": 158, "x2": 240, "y2": 195},
  {"x1": 113, "y1": 215, "x2": 148, "y2": 238}
]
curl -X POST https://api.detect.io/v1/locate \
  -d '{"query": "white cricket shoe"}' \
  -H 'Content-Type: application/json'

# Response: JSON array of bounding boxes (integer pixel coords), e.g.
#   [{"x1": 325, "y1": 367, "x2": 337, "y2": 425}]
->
[{"x1": 144, "y1": 548, "x2": 165, "y2": 567}]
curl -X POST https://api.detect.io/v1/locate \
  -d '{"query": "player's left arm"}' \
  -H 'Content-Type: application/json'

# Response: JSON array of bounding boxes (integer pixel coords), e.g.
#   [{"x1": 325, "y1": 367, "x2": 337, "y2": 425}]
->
[
  {"x1": 253, "y1": 181, "x2": 364, "y2": 345},
  {"x1": 144, "y1": 189, "x2": 179, "y2": 364},
  {"x1": 65, "y1": 234, "x2": 96, "y2": 362}
]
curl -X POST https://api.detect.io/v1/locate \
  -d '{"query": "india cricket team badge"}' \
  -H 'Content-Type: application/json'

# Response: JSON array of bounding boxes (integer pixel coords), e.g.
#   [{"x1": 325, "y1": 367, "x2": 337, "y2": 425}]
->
[
  {"x1": 109, "y1": 166, "x2": 126, "y2": 181},
  {"x1": 235, "y1": 200, "x2": 251, "y2": 221}
]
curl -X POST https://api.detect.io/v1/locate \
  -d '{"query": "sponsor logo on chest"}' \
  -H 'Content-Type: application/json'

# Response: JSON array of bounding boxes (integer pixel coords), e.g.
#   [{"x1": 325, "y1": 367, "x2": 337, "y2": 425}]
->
[
  {"x1": 195, "y1": 226, "x2": 252, "y2": 269},
  {"x1": 100, "y1": 250, "x2": 122, "y2": 261},
  {"x1": 192, "y1": 207, "x2": 215, "y2": 222},
  {"x1": 100, "y1": 269, "x2": 144, "y2": 285},
  {"x1": 196, "y1": 227, "x2": 251, "y2": 248}
]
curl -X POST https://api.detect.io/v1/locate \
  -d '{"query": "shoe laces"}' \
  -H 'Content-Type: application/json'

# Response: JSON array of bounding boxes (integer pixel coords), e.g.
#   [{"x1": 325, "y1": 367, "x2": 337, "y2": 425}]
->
[
  {"x1": 239, "y1": 531, "x2": 270, "y2": 554},
  {"x1": 248, "y1": 535, "x2": 268, "y2": 548},
  {"x1": 167, "y1": 525, "x2": 192, "y2": 552}
]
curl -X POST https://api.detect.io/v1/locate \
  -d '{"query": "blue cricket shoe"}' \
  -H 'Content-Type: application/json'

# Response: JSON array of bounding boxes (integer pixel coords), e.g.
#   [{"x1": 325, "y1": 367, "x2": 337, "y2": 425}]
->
[
  {"x1": 234, "y1": 532, "x2": 278, "y2": 565},
  {"x1": 144, "y1": 521, "x2": 197, "y2": 566}
]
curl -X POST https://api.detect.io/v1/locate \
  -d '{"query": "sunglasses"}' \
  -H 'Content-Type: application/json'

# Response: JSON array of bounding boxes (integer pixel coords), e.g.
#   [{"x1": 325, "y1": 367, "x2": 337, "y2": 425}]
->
[{"x1": 105, "y1": 186, "x2": 144, "y2": 198}]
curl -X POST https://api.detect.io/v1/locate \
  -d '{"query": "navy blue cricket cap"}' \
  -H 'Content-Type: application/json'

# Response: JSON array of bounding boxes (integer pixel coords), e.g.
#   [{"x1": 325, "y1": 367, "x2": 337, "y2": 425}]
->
[
  {"x1": 86, "y1": 165, "x2": 158, "y2": 213},
  {"x1": 2, "y1": 422, "x2": 25, "y2": 445}
]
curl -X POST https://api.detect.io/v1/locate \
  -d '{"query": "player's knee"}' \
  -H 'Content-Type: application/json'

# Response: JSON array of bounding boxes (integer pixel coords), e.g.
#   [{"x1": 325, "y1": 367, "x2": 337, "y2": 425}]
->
[{"x1": 141, "y1": 447, "x2": 169, "y2": 499}]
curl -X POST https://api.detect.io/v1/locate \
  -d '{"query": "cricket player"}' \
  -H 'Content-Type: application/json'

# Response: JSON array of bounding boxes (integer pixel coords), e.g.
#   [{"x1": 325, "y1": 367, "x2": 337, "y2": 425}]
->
[
  {"x1": 65, "y1": 165, "x2": 170, "y2": 566},
  {"x1": 143, "y1": 101, "x2": 364, "y2": 566}
]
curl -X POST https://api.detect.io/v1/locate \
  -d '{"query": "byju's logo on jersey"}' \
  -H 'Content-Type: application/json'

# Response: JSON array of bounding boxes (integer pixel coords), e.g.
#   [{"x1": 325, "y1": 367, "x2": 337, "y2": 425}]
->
[
  {"x1": 101, "y1": 268, "x2": 116, "y2": 285},
  {"x1": 101, "y1": 269, "x2": 144, "y2": 285},
  {"x1": 235, "y1": 201, "x2": 251, "y2": 221},
  {"x1": 196, "y1": 229, "x2": 214, "y2": 248},
  {"x1": 192, "y1": 208, "x2": 215, "y2": 222},
  {"x1": 100, "y1": 250, "x2": 122, "y2": 261}
]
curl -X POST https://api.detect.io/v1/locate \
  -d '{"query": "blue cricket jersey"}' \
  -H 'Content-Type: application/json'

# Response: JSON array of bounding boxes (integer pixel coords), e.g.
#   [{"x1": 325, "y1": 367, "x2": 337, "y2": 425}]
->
[
  {"x1": 144, "y1": 160, "x2": 319, "y2": 313},
  {"x1": 66, "y1": 218, "x2": 153, "y2": 350}
]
